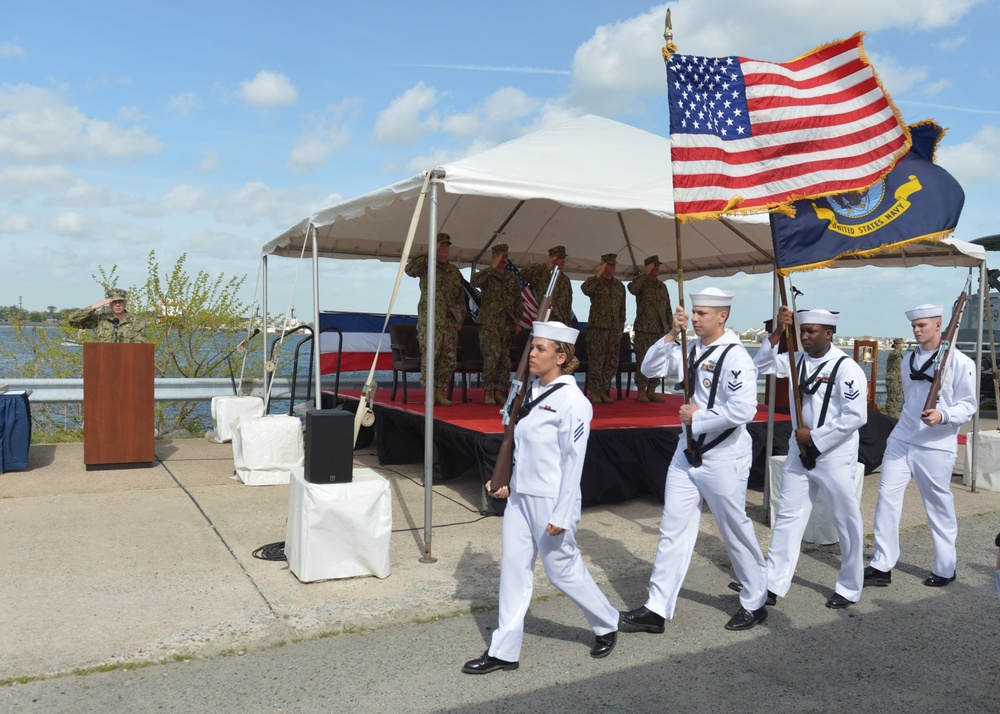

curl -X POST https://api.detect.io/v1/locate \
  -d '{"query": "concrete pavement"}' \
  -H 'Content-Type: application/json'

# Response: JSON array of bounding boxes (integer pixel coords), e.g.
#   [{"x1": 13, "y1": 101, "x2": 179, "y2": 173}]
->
[{"x1": 2, "y1": 427, "x2": 1000, "y2": 711}]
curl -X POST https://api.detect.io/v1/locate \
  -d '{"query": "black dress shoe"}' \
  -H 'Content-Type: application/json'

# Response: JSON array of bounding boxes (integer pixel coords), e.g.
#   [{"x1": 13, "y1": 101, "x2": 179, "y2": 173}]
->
[
  {"x1": 825, "y1": 592, "x2": 854, "y2": 609},
  {"x1": 727, "y1": 582, "x2": 777, "y2": 606},
  {"x1": 461, "y1": 651, "x2": 519, "y2": 675},
  {"x1": 620, "y1": 606, "x2": 665, "y2": 634},
  {"x1": 724, "y1": 606, "x2": 768, "y2": 631},
  {"x1": 863, "y1": 566, "x2": 891, "y2": 587},
  {"x1": 591, "y1": 630, "x2": 617, "y2": 659},
  {"x1": 923, "y1": 572, "x2": 956, "y2": 587}
]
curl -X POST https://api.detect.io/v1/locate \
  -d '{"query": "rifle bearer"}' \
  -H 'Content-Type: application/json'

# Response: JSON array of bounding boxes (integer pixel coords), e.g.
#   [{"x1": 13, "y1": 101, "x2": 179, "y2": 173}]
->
[
  {"x1": 620, "y1": 287, "x2": 770, "y2": 633},
  {"x1": 866, "y1": 303, "x2": 977, "y2": 589},
  {"x1": 752, "y1": 307, "x2": 868, "y2": 609}
]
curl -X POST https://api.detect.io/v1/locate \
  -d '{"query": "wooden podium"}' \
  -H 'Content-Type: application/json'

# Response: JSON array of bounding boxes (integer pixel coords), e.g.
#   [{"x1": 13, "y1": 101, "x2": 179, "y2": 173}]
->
[{"x1": 83, "y1": 343, "x2": 155, "y2": 466}]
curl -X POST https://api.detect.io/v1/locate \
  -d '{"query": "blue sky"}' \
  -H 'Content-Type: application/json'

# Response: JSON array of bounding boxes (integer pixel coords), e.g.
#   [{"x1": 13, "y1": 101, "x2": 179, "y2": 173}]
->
[{"x1": 2, "y1": 0, "x2": 998, "y2": 338}]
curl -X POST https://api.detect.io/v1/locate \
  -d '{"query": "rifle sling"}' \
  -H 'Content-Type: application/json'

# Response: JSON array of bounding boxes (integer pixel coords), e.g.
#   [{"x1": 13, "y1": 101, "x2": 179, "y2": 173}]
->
[{"x1": 517, "y1": 383, "x2": 567, "y2": 423}]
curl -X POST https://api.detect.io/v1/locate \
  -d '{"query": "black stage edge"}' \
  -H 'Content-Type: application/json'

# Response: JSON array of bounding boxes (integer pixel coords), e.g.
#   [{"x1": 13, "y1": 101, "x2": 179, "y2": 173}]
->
[{"x1": 376, "y1": 404, "x2": 897, "y2": 515}]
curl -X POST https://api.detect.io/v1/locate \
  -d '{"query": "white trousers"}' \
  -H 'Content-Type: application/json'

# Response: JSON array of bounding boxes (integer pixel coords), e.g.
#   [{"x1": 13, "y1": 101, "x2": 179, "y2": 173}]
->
[
  {"x1": 645, "y1": 452, "x2": 768, "y2": 618},
  {"x1": 870, "y1": 436, "x2": 958, "y2": 577},
  {"x1": 488, "y1": 492, "x2": 619, "y2": 662},
  {"x1": 767, "y1": 451, "x2": 865, "y2": 601}
]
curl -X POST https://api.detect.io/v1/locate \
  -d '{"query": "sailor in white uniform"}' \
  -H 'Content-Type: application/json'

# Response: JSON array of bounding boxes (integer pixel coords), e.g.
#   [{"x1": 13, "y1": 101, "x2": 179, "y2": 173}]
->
[
  {"x1": 865, "y1": 304, "x2": 977, "y2": 588},
  {"x1": 753, "y1": 307, "x2": 868, "y2": 608},
  {"x1": 621, "y1": 287, "x2": 769, "y2": 633},
  {"x1": 462, "y1": 320, "x2": 619, "y2": 675}
]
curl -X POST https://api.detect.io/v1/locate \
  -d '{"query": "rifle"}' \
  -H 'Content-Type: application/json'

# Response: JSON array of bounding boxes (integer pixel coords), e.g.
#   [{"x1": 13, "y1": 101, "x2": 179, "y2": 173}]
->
[
  {"x1": 922, "y1": 276, "x2": 971, "y2": 414},
  {"x1": 488, "y1": 267, "x2": 560, "y2": 493},
  {"x1": 777, "y1": 277, "x2": 818, "y2": 469}
]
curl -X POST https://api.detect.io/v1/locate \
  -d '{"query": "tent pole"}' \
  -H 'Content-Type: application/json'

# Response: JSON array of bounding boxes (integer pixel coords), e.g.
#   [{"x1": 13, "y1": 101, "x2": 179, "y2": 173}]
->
[
  {"x1": 471, "y1": 200, "x2": 525, "y2": 265},
  {"x1": 764, "y1": 272, "x2": 779, "y2": 525},
  {"x1": 311, "y1": 226, "x2": 322, "y2": 410},
  {"x1": 972, "y1": 262, "x2": 986, "y2": 492},
  {"x1": 421, "y1": 170, "x2": 445, "y2": 564},
  {"x1": 617, "y1": 212, "x2": 639, "y2": 274},
  {"x1": 262, "y1": 254, "x2": 269, "y2": 410}
]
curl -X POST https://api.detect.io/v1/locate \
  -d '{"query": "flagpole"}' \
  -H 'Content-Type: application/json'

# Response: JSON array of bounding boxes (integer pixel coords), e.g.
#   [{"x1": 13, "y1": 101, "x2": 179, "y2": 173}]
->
[{"x1": 663, "y1": 9, "x2": 697, "y2": 459}]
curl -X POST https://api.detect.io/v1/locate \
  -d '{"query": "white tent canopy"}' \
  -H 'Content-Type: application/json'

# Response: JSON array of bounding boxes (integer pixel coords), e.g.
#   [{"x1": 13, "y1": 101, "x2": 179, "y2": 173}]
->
[
  {"x1": 262, "y1": 114, "x2": 987, "y2": 557},
  {"x1": 264, "y1": 114, "x2": 983, "y2": 277}
]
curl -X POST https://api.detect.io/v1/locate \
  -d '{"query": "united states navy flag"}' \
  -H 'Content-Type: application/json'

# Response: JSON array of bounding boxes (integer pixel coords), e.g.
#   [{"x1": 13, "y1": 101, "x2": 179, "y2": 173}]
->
[{"x1": 770, "y1": 121, "x2": 964, "y2": 274}]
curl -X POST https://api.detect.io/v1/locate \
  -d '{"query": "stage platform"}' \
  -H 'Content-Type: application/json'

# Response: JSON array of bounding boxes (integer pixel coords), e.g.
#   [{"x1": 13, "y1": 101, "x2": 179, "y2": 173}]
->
[{"x1": 333, "y1": 386, "x2": 811, "y2": 512}]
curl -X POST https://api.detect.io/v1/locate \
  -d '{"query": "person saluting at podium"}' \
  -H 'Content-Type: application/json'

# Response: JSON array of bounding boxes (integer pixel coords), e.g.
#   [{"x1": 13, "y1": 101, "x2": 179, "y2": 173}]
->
[
  {"x1": 463, "y1": 320, "x2": 619, "y2": 675},
  {"x1": 68, "y1": 288, "x2": 147, "y2": 343}
]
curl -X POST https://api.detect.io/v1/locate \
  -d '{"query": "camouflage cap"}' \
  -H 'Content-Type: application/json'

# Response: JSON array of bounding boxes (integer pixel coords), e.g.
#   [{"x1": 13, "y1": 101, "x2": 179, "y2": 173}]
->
[
  {"x1": 436, "y1": 232, "x2": 452, "y2": 245},
  {"x1": 548, "y1": 245, "x2": 567, "y2": 258},
  {"x1": 893, "y1": 337, "x2": 906, "y2": 347},
  {"x1": 644, "y1": 255, "x2": 662, "y2": 266},
  {"x1": 106, "y1": 288, "x2": 128, "y2": 301},
  {"x1": 601, "y1": 253, "x2": 617, "y2": 264},
  {"x1": 492, "y1": 243, "x2": 509, "y2": 255}
]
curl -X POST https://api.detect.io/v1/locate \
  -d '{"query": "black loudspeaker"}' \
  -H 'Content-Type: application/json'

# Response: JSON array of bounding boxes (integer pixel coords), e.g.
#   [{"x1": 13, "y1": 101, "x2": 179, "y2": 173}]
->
[{"x1": 304, "y1": 409, "x2": 354, "y2": 483}]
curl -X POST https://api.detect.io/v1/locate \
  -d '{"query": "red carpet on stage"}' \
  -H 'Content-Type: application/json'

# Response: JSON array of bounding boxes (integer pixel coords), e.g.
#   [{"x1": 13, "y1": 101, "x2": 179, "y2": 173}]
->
[{"x1": 337, "y1": 387, "x2": 788, "y2": 434}]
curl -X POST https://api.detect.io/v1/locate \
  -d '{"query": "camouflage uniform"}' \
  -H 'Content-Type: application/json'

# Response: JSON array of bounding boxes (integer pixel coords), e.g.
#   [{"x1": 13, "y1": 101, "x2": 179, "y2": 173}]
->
[
  {"x1": 581, "y1": 255, "x2": 625, "y2": 400},
  {"x1": 884, "y1": 342, "x2": 903, "y2": 418},
  {"x1": 68, "y1": 289, "x2": 148, "y2": 344},
  {"x1": 405, "y1": 250, "x2": 467, "y2": 391},
  {"x1": 521, "y1": 247, "x2": 573, "y2": 324},
  {"x1": 628, "y1": 264, "x2": 673, "y2": 396},
  {"x1": 471, "y1": 250, "x2": 522, "y2": 399}
]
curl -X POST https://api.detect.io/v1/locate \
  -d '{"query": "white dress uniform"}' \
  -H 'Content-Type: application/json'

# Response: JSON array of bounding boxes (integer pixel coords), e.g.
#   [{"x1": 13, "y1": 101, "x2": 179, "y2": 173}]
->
[
  {"x1": 639, "y1": 327, "x2": 768, "y2": 618},
  {"x1": 869, "y1": 317, "x2": 977, "y2": 579},
  {"x1": 488, "y1": 373, "x2": 619, "y2": 663},
  {"x1": 754, "y1": 334, "x2": 868, "y2": 601}
]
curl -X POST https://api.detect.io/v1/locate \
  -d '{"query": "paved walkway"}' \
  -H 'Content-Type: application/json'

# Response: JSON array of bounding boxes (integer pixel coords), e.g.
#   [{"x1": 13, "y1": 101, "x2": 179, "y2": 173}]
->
[{"x1": 1, "y1": 429, "x2": 999, "y2": 711}]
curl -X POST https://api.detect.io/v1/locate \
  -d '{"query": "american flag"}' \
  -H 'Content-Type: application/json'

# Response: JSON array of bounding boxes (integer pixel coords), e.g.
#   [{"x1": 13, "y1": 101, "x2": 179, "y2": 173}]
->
[
  {"x1": 506, "y1": 261, "x2": 539, "y2": 329},
  {"x1": 667, "y1": 33, "x2": 909, "y2": 218}
]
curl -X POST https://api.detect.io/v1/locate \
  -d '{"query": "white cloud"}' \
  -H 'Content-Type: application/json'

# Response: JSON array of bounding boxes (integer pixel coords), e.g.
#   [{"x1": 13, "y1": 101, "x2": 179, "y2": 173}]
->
[
  {"x1": 238, "y1": 70, "x2": 298, "y2": 108},
  {"x1": 0, "y1": 42, "x2": 25, "y2": 58},
  {"x1": 938, "y1": 125, "x2": 1000, "y2": 183},
  {"x1": 0, "y1": 213, "x2": 33, "y2": 232},
  {"x1": 865, "y1": 52, "x2": 929, "y2": 97},
  {"x1": 85, "y1": 118, "x2": 163, "y2": 159},
  {"x1": 287, "y1": 100, "x2": 358, "y2": 173},
  {"x1": 168, "y1": 91, "x2": 199, "y2": 116},
  {"x1": 0, "y1": 165, "x2": 77, "y2": 201},
  {"x1": 0, "y1": 84, "x2": 161, "y2": 162},
  {"x1": 118, "y1": 105, "x2": 145, "y2": 122},
  {"x1": 200, "y1": 149, "x2": 218, "y2": 173},
  {"x1": 922, "y1": 79, "x2": 952, "y2": 98},
  {"x1": 935, "y1": 34, "x2": 968, "y2": 52},
  {"x1": 45, "y1": 211, "x2": 161, "y2": 244},
  {"x1": 374, "y1": 82, "x2": 440, "y2": 145}
]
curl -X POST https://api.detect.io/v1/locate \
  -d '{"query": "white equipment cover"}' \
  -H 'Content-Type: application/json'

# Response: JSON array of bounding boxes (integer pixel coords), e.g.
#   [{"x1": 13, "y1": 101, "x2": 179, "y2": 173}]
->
[
  {"x1": 231, "y1": 415, "x2": 303, "y2": 486},
  {"x1": 285, "y1": 467, "x2": 392, "y2": 582},
  {"x1": 768, "y1": 455, "x2": 865, "y2": 545},
  {"x1": 963, "y1": 433, "x2": 1000, "y2": 491},
  {"x1": 263, "y1": 115, "x2": 983, "y2": 279},
  {"x1": 207, "y1": 396, "x2": 264, "y2": 443}
]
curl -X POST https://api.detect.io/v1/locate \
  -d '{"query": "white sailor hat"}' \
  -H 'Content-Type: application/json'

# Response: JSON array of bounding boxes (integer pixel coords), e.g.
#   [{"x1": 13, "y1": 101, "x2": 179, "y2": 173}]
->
[
  {"x1": 905, "y1": 304, "x2": 943, "y2": 321},
  {"x1": 532, "y1": 320, "x2": 579, "y2": 344},
  {"x1": 796, "y1": 309, "x2": 840, "y2": 327},
  {"x1": 690, "y1": 287, "x2": 734, "y2": 308}
]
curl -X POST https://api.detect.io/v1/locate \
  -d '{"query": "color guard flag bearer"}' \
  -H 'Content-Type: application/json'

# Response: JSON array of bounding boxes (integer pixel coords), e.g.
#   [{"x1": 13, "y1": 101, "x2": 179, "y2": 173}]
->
[
  {"x1": 753, "y1": 307, "x2": 868, "y2": 610},
  {"x1": 621, "y1": 288, "x2": 770, "y2": 633}
]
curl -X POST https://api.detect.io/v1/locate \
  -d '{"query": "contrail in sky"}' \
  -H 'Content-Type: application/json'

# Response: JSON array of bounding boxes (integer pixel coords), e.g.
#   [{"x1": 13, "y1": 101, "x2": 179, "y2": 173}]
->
[
  {"x1": 898, "y1": 100, "x2": 1000, "y2": 117},
  {"x1": 395, "y1": 63, "x2": 571, "y2": 76}
]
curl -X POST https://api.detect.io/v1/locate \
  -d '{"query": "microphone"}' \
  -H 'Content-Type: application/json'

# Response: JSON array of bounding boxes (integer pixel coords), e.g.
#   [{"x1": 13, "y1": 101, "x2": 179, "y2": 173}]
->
[{"x1": 112, "y1": 318, "x2": 120, "y2": 343}]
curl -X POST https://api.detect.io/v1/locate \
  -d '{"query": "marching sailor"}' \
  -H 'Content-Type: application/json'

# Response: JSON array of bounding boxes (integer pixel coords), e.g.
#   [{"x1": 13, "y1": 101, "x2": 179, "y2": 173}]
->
[
  {"x1": 865, "y1": 304, "x2": 977, "y2": 588},
  {"x1": 753, "y1": 307, "x2": 867, "y2": 609},
  {"x1": 463, "y1": 320, "x2": 619, "y2": 675},
  {"x1": 621, "y1": 287, "x2": 769, "y2": 632}
]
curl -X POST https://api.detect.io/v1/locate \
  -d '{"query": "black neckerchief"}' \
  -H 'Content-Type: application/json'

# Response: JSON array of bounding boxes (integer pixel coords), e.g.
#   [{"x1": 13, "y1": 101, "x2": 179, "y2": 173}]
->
[
  {"x1": 686, "y1": 342, "x2": 738, "y2": 456},
  {"x1": 909, "y1": 349, "x2": 938, "y2": 382},
  {"x1": 518, "y1": 382, "x2": 567, "y2": 422},
  {"x1": 686, "y1": 344, "x2": 718, "y2": 396}
]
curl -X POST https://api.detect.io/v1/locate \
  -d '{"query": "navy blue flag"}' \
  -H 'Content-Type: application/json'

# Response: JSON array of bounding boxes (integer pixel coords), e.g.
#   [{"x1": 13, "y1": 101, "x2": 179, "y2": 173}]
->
[{"x1": 770, "y1": 121, "x2": 964, "y2": 274}]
